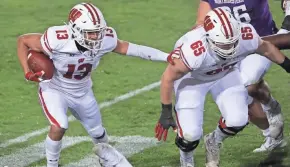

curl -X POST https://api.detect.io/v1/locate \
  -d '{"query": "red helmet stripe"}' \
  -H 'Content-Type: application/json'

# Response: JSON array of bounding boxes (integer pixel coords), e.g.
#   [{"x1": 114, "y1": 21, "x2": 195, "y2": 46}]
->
[
  {"x1": 213, "y1": 9, "x2": 229, "y2": 39},
  {"x1": 83, "y1": 3, "x2": 97, "y2": 25},
  {"x1": 87, "y1": 3, "x2": 100, "y2": 24},
  {"x1": 219, "y1": 8, "x2": 233, "y2": 37}
]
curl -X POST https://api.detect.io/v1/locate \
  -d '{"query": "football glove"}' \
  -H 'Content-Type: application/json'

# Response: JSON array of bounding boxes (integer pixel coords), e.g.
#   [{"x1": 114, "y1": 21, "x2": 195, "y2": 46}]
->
[
  {"x1": 25, "y1": 71, "x2": 45, "y2": 82},
  {"x1": 155, "y1": 103, "x2": 177, "y2": 141}
]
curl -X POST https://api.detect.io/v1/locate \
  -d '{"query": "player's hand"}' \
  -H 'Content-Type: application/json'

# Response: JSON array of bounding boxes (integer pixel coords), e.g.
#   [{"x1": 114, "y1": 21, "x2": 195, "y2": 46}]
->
[
  {"x1": 155, "y1": 103, "x2": 177, "y2": 141},
  {"x1": 282, "y1": 0, "x2": 290, "y2": 12},
  {"x1": 25, "y1": 71, "x2": 45, "y2": 82}
]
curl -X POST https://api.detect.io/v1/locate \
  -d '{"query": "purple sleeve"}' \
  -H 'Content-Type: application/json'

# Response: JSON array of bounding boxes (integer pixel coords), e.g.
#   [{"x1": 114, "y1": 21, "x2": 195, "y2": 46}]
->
[{"x1": 201, "y1": 0, "x2": 209, "y2": 2}]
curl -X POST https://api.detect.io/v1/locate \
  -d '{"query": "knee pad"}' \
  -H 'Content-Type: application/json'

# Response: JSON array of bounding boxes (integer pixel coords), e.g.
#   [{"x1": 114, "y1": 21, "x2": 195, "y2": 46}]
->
[
  {"x1": 218, "y1": 117, "x2": 248, "y2": 136},
  {"x1": 175, "y1": 135, "x2": 200, "y2": 152},
  {"x1": 222, "y1": 111, "x2": 249, "y2": 128}
]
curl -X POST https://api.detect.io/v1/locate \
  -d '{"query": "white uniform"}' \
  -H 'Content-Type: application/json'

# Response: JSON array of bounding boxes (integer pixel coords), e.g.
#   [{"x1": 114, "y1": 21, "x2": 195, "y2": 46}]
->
[
  {"x1": 238, "y1": 53, "x2": 271, "y2": 86},
  {"x1": 38, "y1": 25, "x2": 117, "y2": 137},
  {"x1": 173, "y1": 23, "x2": 260, "y2": 141}
]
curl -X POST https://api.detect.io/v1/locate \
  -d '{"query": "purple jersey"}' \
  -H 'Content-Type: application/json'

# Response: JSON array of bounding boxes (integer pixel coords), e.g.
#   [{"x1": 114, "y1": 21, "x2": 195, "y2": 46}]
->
[{"x1": 202, "y1": 0, "x2": 278, "y2": 36}]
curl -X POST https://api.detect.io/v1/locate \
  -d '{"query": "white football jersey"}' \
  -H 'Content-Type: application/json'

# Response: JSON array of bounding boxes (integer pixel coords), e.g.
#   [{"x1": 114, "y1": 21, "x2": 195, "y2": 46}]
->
[
  {"x1": 174, "y1": 23, "x2": 260, "y2": 81},
  {"x1": 40, "y1": 25, "x2": 118, "y2": 97}
]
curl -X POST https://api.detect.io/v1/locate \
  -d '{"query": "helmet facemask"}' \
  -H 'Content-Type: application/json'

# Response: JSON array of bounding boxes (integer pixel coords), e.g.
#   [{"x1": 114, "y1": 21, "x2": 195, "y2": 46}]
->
[
  {"x1": 207, "y1": 35, "x2": 240, "y2": 59},
  {"x1": 71, "y1": 23, "x2": 106, "y2": 51}
]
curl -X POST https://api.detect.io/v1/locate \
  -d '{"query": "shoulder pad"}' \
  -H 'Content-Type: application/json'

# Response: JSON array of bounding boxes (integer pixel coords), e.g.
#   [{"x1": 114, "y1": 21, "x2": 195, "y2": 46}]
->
[
  {"x1": 173, "y1": 29, "x2": 207, "y2": 70},
  {"x1": 179, "y1": 39, "x2": 207, "y2": 70},
  {"x1": 40, "y1": 25, "x2": 70, "y2": 56},
  {"x1": 101, "y1": 27, "x2": 118, "y2": 52},
  {"x1": 239, "y1": 23, "x2": 260, "y2": 52}
]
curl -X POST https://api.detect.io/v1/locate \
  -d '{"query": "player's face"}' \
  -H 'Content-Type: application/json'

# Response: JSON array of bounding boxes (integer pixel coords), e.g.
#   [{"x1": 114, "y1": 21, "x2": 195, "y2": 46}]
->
[
  {"x1": 215, "y1": 41, "x2": 238, "y2": 51},
  {"x1": 84, "y1": 31, "x2": 100, "y2": 41},
  {"x1": 208, "y1": 38, "x2": 239, "y2": 58},
  {"x1": 83, "y1": 30, "x2": 104, "y2": 50}
]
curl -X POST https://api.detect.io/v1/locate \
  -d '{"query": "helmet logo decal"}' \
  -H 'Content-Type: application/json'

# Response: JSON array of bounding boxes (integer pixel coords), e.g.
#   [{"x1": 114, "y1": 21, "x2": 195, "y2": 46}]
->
[
  {"x1": 69, "y1": 8, "x2": 82, "y2": 22},
  {"x1": 204, "y1": 16, "x2": 215, "y2": 32}
]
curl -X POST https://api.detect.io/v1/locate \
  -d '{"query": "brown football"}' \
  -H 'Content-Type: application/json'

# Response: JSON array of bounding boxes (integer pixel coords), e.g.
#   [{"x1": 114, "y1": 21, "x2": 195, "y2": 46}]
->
[{"x1": 27, "y1": 50, "x2": 54, "y2": 80}]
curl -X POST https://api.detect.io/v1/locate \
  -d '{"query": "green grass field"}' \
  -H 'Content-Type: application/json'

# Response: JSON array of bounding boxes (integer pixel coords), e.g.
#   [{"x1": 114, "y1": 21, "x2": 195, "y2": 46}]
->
[{"x1": 1, "y1": 0, "x2": 290, "y2": 166}]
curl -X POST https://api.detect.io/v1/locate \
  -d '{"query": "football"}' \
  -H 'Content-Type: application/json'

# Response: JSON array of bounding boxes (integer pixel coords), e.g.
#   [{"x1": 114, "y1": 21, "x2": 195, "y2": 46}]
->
[{"x1": 27, "y1": 50, "x2": 54, "y2": 80}]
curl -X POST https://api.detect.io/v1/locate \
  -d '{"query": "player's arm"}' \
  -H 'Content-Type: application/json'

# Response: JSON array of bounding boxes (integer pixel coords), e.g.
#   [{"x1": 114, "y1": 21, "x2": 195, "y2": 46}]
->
[
  {"x1": 262, "y1": 33, "x2": 290, "y2": 50},
  {"x1": 256, "y1": 38, "x2": 290, "y2": 73},
  {"x1": 17, "y1": 33, "x2": 45, "y2": 74},
  {"x1": 261, "y1": 14, "x2": 290, "y2": 49},
  {"x1": 155, "y1": 52, "x2": 191, "y2": 141},
  {"x1": 17, "y1": 33, "x2": 49, "y2": 82},
  {"x1": 195, "y1": 0, "x2": 212, "y2": 26},
  {"x1": 161, "y1": 58, "x2": 190, "y2": 104},
  {"x1": 113, "y1": 39, "x2": 169, "y2": 61}
]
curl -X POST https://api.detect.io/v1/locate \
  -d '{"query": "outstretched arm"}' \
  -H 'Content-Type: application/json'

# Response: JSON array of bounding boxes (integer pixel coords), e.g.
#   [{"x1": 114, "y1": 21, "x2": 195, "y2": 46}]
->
[
  {"x1": 256, "y1": 38, "x2": 290, "y2": 73},
  {"x1": 113, "y1": 39, "x2": 168, "y2": 61},
  {"x1": 261, "y1": 7, "x2": 290, "y2": 50},
  {"x1": 261, "y1": 33, "x2": 290, "y2": 50}
]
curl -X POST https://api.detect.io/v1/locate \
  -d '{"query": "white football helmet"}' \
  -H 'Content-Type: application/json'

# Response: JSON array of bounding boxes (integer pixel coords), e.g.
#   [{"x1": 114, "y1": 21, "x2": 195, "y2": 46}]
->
[
  {"x1": 204, "y1": 7, "x2": 241, "y2": 59},
  {"x1": 68, "y1": 3, "x2": 107, "y2": 50}
]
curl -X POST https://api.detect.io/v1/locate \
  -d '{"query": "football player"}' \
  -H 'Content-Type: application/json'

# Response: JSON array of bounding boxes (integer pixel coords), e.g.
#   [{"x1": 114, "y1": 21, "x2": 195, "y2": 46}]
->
[
  {"x1": 194, "y1": 0, "x2": 290, "y2": 153},
  {"x1": 155, "y1": 8, "x2": 290, "y2": 167},
  {"x1": 17, "y1": 3, "x2": 169, "y2": 167}
]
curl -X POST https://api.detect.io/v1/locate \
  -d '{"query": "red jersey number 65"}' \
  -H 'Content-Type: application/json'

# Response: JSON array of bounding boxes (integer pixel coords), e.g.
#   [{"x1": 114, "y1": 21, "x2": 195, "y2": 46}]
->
[
  {"x1": 241, "y1": 27, "x2": 253, "y2": 40},
  {"x1": 190, "y1": 40, "x2": 205, "y2": 56}
]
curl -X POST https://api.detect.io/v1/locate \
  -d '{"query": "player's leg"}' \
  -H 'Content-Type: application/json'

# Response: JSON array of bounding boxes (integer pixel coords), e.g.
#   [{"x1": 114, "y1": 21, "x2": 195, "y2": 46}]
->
[
  {"x1": 174, "y1": 75, "x2": 211, "y2": 167},
  {"x1": 217, "y1": 95, "x2": 269, "y2": 130},
  {"x1": 239, "y1": 54, "x2": 285, "y2": 151},
  {"x1": 70, "y1": 89, "x2": 131, "y2": 166},
  {"x1": 38, "y1": 85, "x2": 69, "y2": 167},
  {"x1": 215, "y1": 54, "x2": 275, "y2": 151},
  {"x1": 69, "y1": 89, "x2": 108, "y2": 144},
  {"x1": 248, "y1": 98, "x2": 269, "y2": 130},
  {"x1": 206, "y1": 70, "x2": 249, "y2": 167},
  {"x1": 250, "y1": 83, "x2": 286, "y2": 152},
  {"x1": 239, "y1": 54, "x2": 277, "y2": 131},
  {"x1": 249, "y1": 80, "x2": 283, "y2": 135}
]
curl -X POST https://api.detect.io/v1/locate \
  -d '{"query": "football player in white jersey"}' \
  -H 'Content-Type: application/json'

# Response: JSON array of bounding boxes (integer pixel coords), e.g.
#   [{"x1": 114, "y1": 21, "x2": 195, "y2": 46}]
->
[
  {"x1": 154, "y1": 8, "x2": 290, "y2": 167},
  {"x1": 17, "y1": 3, "x2": 169, "y2": 167},
  {"x1": 194, "y1": 0, "x2": 290, "y2": 153}
]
